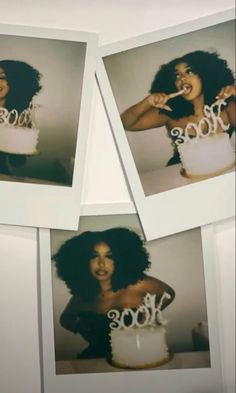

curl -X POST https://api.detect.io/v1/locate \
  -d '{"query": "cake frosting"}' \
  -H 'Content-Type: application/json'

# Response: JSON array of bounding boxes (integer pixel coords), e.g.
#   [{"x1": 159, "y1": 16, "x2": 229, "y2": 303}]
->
[
  {"x1": 0, "y1": 105, "x2": 39, "y2": 155},
  {"x1": 170, "y1": 100, "x2": 235, "y2": 179},
  {"x1": 107, "y1": 292, "x2": 171, "y2": 369}
]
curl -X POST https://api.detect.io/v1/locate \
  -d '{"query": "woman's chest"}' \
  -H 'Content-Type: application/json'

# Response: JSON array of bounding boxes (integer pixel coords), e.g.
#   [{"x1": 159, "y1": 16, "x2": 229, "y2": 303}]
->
[
  {"x1": 168, "y1": 109, "x2": 230, "y2": 137},
  {"x1": 89, "y1": 289, "x2": 145, "y2": 314}
]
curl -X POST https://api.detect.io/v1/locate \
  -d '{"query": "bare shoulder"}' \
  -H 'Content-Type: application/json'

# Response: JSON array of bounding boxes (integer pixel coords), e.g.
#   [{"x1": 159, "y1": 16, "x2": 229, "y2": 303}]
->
[
  {"x1": 117, "y1": 276, "x2": 175, "y2": 309},
  {"x1": 139, "y1": 275, "x2": 175, "y2": 299},
  {"x1": 135, "y1": 275, "x2": 164, "y2": 291}
]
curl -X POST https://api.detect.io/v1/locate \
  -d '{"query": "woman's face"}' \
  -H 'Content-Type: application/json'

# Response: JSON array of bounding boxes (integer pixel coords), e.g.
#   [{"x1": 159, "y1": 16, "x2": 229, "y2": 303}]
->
[
  {"x1": 89, "y1": 242, "x2": 115, "y2": 283},
  {"x1": 174, "y1": 62, "x2": 202, "y2": 101},
  {"x1": 0, "y1": 67, "x2": 9, "y2": 103}
]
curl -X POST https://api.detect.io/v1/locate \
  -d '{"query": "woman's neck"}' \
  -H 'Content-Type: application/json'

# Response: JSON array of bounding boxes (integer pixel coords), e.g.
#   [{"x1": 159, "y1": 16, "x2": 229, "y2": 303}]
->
[
  {"x1": 99, "y1": 280, "x2": 112, "y2": 294},
  {"x1": 0, "y1": 99, "x2": 6, "y2": 108},
  {"x1": 192, "y1": 94, "x2": 205, "y2": 116}
]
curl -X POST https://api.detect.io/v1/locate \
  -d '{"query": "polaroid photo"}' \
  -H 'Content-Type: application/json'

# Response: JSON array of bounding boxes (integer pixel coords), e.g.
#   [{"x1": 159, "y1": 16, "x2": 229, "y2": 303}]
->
[
  {"x1": 96, "y1": 9, "x2": 235, "y2": 240},
  {"x1": 0, "y1": 24, "x2": 97, "y2": 229},
  {"x1": 39, "y1": 206, "x2": 223, "y2": 393}
]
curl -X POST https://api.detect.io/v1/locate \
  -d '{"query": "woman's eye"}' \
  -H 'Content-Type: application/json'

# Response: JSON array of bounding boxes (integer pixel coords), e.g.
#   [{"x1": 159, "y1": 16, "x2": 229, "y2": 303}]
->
[
  {"x1": 175, "y1": 74, "x2": 181, "y2": 80},
  {"x1": 106, "y1": 254, "x2": 113, "y2": 259},
  {"x1": 186, "y1": 69, "x2": 193, "y2": 75}
]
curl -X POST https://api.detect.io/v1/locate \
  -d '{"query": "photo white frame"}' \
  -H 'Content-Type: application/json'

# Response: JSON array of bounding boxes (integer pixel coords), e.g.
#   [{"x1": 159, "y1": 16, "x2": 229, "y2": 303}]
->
[
  {"x1": 96, "y1": 9, "x2": 235, "y2": 241},
  {"x1": 0, "y1": 23, "x2": 98, "y2": 230},
  {"x1": 39, "y1": 205, "x2": 224, "y2": 393}
]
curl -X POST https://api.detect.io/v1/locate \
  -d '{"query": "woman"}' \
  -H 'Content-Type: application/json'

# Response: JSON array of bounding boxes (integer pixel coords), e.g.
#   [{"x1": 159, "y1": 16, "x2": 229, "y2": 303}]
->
[
  {"x1": 53, "y1": 227, "x2": 175, "y2": 359},
  {"x1": 0, "y1": 60, "x2": 42, "y2": 174},
  {"x1": 121, "y1": 50, "x2": 235, "y2": 165}
]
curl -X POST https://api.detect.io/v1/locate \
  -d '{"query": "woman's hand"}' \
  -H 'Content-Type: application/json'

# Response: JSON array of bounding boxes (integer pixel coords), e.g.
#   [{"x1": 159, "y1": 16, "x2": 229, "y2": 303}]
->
[
  {"x1": 216, "y1": 85, "x2": 236, "y2": 128},
  {"x1": 216, "y1": 85, "x2": 236, "y2": 101},
  {"x1": 148, "y1": 93, "x2": 172, "y2": 111},
  {"x1": 148, "y1": 89, "x2": 185, "y2": 111},
  {"x1": 120, "y1": 89, "x2": 185, "y2": 130}
]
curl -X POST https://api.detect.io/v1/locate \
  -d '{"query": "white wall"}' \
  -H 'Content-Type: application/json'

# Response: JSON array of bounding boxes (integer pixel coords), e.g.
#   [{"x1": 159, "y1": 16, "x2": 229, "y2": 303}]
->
[
  {"x1": 214, "y1": 219, "x2": 235, "y2": 393},
  {"x1": 0, "y1": 1, "x2": 235, "y2": 393}
]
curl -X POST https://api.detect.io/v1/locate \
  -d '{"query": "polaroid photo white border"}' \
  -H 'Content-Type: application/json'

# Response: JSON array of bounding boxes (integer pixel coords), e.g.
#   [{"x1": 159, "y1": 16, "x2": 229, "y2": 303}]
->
[
  {"x1": 39, "y1": 204, "x2": 223, "y2": 393},
  {"x1": 0, "y1": 24, "x2": 98, "y2": 230},
  {"x1": 96, "y1": 9, "x2": 235, "y2": 241}
]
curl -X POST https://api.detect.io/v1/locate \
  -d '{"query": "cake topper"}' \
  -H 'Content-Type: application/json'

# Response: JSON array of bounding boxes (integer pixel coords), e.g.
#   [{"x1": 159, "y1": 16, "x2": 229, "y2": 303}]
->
[
  {"x1": 107, "y1": 292, "x2": 171, "y2": 330},
  {"x1": 0, "y1": 102, "x2": 37, "y2": 128},
  {"x1": 170, "y1": 99, "x2": 230, "y2": 146}
]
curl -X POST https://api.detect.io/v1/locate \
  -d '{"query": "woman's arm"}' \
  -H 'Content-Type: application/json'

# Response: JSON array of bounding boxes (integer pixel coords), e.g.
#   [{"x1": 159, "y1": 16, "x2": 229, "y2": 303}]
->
[
  {"x1": 120, "y1": 94, "x2": 170, "y2": 131},
  {"x1": 141, "y1": 275, "x2": 175, "y2": 310},
  {"x1": 226, "y1": 101, "x2": 236, "y2": 128},
  {"x1": 60, "y1": 296, "x2": 81, "y2": 333},
  {"x1": 216, "y1": 85, "x2": 236, "y2": 128}
]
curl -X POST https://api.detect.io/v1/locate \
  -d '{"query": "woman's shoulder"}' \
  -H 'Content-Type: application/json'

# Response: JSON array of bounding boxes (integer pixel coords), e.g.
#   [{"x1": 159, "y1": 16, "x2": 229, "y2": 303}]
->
[
  {"x1": 136, "y1": 275, "x2": 162, "y2": 289},
  {"x1": 134, "y1": 275, "x2": 175, "y2": 297},
  {"x1": 117, "y1": 276, "x2": 163, "y2": 298}
]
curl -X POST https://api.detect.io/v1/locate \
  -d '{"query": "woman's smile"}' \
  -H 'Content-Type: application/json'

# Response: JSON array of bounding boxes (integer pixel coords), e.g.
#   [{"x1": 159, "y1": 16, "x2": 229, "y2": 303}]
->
[{"x1": 95, "y1": 269, "x2": 109, "y2": 277}]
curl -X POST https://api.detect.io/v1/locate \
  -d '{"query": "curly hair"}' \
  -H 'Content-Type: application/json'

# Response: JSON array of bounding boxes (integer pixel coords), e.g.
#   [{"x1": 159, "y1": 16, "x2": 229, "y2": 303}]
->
[
  {"x1": 0, "y1": 60, "x2": 42, "y2": 112},
  {"x1": 53, "y1": 228, "x2": 151, "y2": 301},
  {"x1": 150, "y1": 50, "x2": 235, "y2": 119}
]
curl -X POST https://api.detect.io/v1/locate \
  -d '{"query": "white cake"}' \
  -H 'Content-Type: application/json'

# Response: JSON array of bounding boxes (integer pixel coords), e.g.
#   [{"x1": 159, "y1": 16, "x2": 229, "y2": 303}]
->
[
  {"x1": 107, "y1": 292, "x2": 171, "y2": 369},
  {"x1": 0, "y1": 125, "x2": 39, "y2": 155},
  {"x1": 178, "y1": 133, "x2": 235, "y2": 178},
  {"x1": 171, "y1": 100, "x2": 235, "y2": 179},
  {"x1": 110, "y1": 325, "x2": 169, "y2": 369},
  {"x1": 0, "y1": 105, "x2": 39, "y2": 155}
]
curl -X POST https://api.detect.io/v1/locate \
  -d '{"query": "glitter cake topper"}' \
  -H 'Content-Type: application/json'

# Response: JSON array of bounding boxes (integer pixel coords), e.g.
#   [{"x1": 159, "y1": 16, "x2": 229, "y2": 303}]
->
[
  {"x1": 0, "y1": 102, "x2": 36, "y2": 128},
  {"x1": 170, "y1": 100, "x2": 230, "y2": 145},
  {"x1": 107, "y1": 292, "x2": 171, "y2": 330}
]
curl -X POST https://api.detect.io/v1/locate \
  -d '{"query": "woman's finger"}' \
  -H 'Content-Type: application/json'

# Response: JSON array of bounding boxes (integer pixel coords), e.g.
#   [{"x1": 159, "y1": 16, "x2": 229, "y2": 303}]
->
[
  {"x1": 216, "y1": 85, "x2": 236, "y2": 100},
  {"x1": 154, "y1": 103, "x2": 172, "y2": 111},
  {"x1": 162, "y1": 104, "x2": 172, "y2": 112},
  {"x1": 168, "y1": 89, "x2": 185, "y2": 99}
]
